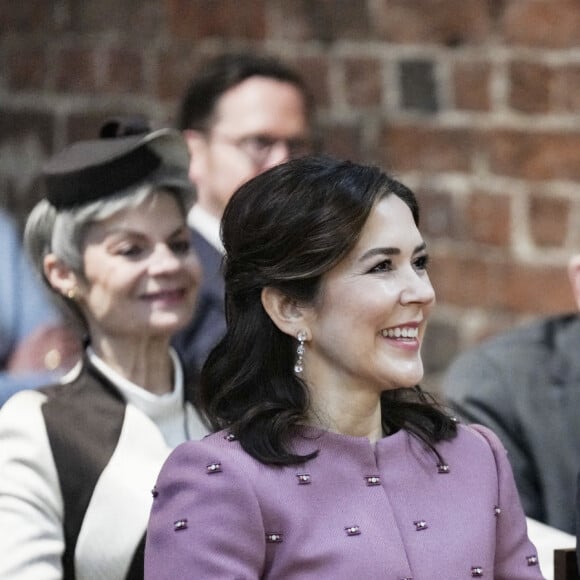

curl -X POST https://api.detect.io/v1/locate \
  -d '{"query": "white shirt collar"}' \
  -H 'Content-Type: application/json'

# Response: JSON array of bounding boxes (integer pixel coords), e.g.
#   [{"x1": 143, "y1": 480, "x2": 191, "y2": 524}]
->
[
  {"x1": 86, "y1": 347, "x2": 209, "y2": 445},
  {"x1": 86, "y1": 346, "x2": 184, "y2": 417},
  {"x1": 187, "y1": 205, "x2": 224, "y2": 254}
]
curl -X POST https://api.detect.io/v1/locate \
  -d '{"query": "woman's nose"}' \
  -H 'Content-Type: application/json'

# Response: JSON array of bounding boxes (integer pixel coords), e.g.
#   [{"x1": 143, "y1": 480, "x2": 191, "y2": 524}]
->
[
  {"x1": 148, "y1": 244, "x2": 182, "y2": 275},
  {"x1": 401, "y1": 271, "x2": 436, "y2": 305}
]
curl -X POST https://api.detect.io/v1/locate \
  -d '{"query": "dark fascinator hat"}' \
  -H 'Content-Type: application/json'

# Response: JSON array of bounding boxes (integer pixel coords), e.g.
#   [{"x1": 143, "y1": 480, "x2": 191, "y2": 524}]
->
[{"x1": 42, "y1": 115, "x2": 194, "y2": 209}]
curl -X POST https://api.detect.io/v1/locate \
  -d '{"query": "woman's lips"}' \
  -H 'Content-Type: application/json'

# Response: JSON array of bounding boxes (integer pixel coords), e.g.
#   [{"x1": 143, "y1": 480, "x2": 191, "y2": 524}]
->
[{"x1": 142, "y1": 288, "x2": 187, "y2": 304}]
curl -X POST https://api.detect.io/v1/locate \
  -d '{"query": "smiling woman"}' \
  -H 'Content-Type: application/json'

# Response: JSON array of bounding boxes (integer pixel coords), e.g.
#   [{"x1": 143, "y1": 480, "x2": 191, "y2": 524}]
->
[
  {"x1": 63, "y1": 193, "x2": 200, "y2": 360},
  {"x1": 145, "y1": 156, "x2": 544, "y2": 579},
  {"x1": 0, "y1": 117, "x2": 210, "y2": 579},
  {"x1": 294, "y1": 194, "x2": 436, "y2": 417}
]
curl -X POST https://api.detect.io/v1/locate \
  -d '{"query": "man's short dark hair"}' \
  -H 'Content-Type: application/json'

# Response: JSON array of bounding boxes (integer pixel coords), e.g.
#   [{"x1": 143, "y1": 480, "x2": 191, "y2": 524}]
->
[{"x1": 178, "y1": 52, "x2": 313, "y2": 132}]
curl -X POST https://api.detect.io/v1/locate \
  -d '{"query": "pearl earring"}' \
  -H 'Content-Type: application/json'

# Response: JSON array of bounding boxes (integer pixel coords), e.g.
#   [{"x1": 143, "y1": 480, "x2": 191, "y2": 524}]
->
[{"x1": 294, "y1": 330, "x2": 307, "y2": 374}]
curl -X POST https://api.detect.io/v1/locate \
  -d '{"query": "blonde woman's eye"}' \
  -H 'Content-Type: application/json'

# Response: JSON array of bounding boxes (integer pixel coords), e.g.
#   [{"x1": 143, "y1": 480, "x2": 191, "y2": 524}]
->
[
  {"x1": 117, "y1": 245, "x2": 143, "y2": 257},
  {"x1": 170, "y1": 240, "x2": 191, "y2": 255}
]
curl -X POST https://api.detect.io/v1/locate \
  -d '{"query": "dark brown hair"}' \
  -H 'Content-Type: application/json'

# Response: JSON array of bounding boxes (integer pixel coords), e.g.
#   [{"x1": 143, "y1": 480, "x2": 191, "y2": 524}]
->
[
  {"x1": 178, "y1": 52, "x2": 313, "y2": 132},
  {"x1": 200, "y1": 155, "x2": 457, "y2": 464}
]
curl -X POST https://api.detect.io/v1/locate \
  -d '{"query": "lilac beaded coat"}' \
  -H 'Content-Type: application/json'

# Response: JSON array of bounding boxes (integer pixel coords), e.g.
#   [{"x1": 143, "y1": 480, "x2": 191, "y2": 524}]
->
[{"x1": 145, "y1": 423, "x2": 545, "y2": 579}]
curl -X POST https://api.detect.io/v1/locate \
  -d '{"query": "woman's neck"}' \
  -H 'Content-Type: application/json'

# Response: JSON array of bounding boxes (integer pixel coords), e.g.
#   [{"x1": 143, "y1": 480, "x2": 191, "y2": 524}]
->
[
  {"x1": 88, "y1": 332, "x2": 174, "y2": 395},
  {"x1": 305, "y1": 382, "x2": 384, "y2": 443}
]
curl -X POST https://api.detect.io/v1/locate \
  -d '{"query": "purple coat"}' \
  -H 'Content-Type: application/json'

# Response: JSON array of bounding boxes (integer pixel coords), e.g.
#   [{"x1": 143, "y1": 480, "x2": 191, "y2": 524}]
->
[{"x1": 145, "y1": 424, "x2": 544, "y2": 579}]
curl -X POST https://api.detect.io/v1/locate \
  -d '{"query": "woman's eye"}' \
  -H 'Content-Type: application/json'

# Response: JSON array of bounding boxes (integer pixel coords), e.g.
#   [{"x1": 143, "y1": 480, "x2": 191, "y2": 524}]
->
[
  {"x1": 370, "y1": 260, "x2": 392, "y2": 274},
  {"x1": 117, "y1": 245, "x2": 143, "y2": 258},
  {"x1": 414, "y1": 255, "x2": 430, "y2": 271},
  {"x1": 170, "y1": 240, "x2": 191, "y2": 255}
]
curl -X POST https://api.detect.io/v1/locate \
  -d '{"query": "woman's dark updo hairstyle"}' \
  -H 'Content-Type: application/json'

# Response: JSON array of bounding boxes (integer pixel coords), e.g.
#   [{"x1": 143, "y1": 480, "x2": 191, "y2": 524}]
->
[{"x1": 200, "y1": 155, "x2": 457, "y2": 465}]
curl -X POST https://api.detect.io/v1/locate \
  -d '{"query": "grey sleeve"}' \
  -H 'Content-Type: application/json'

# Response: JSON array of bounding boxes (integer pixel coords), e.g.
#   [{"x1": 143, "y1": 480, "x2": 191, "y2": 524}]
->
[{"x1": 441, "y1": 348, "x2": 544, "y2": 522}]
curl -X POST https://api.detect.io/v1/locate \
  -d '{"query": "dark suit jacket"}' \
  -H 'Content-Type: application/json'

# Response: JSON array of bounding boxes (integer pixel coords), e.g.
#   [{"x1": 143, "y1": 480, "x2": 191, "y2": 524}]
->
[
  {"x1": 442, "y1": 313, "x2": 580, "y2": 534},
  {"x1": 172, "y1": 230, "x2": 226, "y2": 377}
]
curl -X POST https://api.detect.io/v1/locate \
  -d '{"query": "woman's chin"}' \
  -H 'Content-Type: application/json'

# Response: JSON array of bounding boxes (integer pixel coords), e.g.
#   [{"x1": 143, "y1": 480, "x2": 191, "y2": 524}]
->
[
  {"x1": 397, "y1": 366, "x2": 424, "y2": 389},
  {"x1": 147, "y1": 313, "x2": 192, "y2": 333}
]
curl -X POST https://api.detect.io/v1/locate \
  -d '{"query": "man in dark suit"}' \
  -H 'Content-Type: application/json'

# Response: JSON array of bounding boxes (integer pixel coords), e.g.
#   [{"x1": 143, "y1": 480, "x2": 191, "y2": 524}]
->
[
  {"x1": 172, "y1": 53, "x2": 315, "y2": 375},
  {"x1": 442, "y1": 254, "x2": 580, "y2": 535}
]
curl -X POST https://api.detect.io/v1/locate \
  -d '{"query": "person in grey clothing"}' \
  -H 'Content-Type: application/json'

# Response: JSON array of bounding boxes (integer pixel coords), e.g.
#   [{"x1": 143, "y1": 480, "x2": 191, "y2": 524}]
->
[{"x1": 442, "y1": 253, "x2": 580, "y2": 534}]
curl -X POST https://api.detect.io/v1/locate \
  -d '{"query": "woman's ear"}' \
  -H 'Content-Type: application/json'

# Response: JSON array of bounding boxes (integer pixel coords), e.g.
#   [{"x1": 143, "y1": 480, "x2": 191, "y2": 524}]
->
[
  {"x1": 567, "y1": 254, "x2": 580, "y2": 310},
  {"x1": 43, "y1": 254, "x2": 80, "y2": 299},
  {"x1": 261, "y1": 287, "x2": 310, "y2": 339}
]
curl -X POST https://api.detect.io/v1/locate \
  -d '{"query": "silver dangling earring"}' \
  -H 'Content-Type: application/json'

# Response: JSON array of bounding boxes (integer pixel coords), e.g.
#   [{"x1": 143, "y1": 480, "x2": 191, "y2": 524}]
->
[{"x1": 294, "y1": 330, "x2": 307, "y2": 374}]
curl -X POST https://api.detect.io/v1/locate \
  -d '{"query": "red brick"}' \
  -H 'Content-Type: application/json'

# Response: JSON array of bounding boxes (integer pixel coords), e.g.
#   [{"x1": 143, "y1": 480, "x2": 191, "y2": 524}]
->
[
  {"x1": 104, "y1": 48, "x2": 145, "y2": 94},
  {"x1": 529, "y1": 194, "x2": 570, "y2": 248},
  {"x1": 488, "y1": 130, "x2": 580, "y2": 181},
  {"x1": 272, "y1": 0, "x2": 372, "y2": 41},
  {"x1": 430, "y1": 251, "x2": 575, "y2": 315},
  {"x1": 287, "y1": 55, "x2": 331, "y2": 110},
  {"x1": 508, "y1": 61, "x2": 552, "y2": 114},
  {"x1": 166, "y1": 0, "x2": 266, "y2": 40},
  {"x1": 466, "y1": 191, "x2": 511, "y2": 246},
  {"x1": 381, "y1": 125, "x2": 475, "y2": 173},
  {"x1": 495, "y1": 262, "x2": 574, "y2": 314},
  {"x1": 502, "y1": 1, "x2": 580, "y2": 48},
  {"x1": 5, "y1": 44, "x2": 48, "y2": 91},
  {"x1": 55, "y1": 47, "x2": 99, "y2": 93},
  {"x1": 67, "y1": 0, "x2": 163, "y2": 37},
  {"x1": 318, "y1": 122, "x2": 364, "y2": 163},
  {"x1": 428, "y1": 251, "x2": 494, "y2": 307},
  {"x1": 453, "y1": 60, "x2": 491, "y2": 111},
  {"x1": 342, "y1": 57, "x2": 382, "y2": 108},
  {"x1": 375, "y1": 0, "x2": 492, "y2": 45},
  {"x1": 0, "y1": 2, "x2": 56, "y2": 34},
  {"x1": 154, "y1": 46, "x2": 201, "y2": 103},
  {"x1": 552, "y1": 65, "x2": 580, "y2": 113}
]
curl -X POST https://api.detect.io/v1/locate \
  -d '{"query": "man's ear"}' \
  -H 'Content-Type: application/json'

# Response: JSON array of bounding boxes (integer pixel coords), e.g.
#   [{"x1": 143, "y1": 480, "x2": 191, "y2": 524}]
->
[
  {"x1": 568, "y1": 254, "x2": 580, "y2": 310},
  {"x1": 183, "y1": 129, "x2": 208, "y2": 184},
  {"x1": 261, "y1": 286, "x2": 310, "y2": 339},
  {"x1": 43, "y1": 254, "x2": 80, "y2": 299}
]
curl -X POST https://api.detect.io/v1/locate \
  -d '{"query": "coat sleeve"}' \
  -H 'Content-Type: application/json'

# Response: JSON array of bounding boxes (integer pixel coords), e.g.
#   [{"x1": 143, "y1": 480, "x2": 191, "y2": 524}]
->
[
  {"x1": 145, "y1": 440, "x2": 266, "y2": 579},
  {"x1": 470, "y1": 425, "x2": 546, "y2": 580},
  {"x1": 0, "y1": 390, "x2": 64, "y2": 579},
  {"x1": 441, "y1": 348, "x2": 542, "y2": 522}
]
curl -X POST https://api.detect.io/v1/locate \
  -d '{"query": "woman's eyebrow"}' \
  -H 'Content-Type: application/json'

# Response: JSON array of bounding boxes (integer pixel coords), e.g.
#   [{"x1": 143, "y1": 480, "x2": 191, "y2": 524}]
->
[
  {"x1": 359, "y1": 242, "x2": 426, "y2": 262},
  {"x1": 102, "y1": 224, "x2": 187, "y2": 239},
  {"x1": 359, "y1": 247, "x2": 400, "y2": 262}
]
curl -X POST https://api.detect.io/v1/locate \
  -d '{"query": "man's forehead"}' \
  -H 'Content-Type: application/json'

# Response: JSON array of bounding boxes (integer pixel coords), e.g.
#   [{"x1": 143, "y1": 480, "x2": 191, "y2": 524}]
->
[{"x1": 212, "y1": 76, "x2": 309, "y2": 135}]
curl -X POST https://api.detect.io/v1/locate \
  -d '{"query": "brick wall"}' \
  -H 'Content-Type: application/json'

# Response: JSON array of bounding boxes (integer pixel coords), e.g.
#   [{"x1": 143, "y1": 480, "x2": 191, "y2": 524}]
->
[{"x1": 2, "y1": 0, "x2": 579, "y2": 388}]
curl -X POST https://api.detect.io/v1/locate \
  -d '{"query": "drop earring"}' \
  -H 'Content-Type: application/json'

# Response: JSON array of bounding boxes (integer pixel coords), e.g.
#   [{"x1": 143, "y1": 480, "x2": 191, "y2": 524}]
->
[
  {"x1": 66, "y1": 287, "x2": 78, "y2": 300},
  {"x1": 294, "y1": 330, "x2": 307, "y2": 374}
]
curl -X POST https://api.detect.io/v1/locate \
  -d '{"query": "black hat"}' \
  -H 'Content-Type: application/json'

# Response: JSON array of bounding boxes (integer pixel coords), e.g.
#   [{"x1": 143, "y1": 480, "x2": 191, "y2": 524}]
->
[{"x1": 43, "y1": 117, "x2": 192, "y2": 209}]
